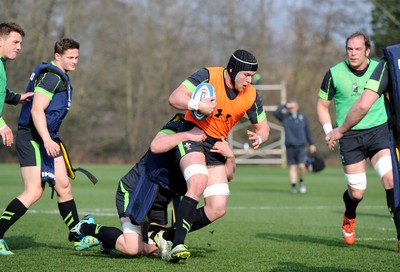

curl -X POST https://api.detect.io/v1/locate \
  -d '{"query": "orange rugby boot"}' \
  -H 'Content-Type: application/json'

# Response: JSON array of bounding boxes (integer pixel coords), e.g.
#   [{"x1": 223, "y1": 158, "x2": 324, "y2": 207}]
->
[{"x1": 341, "y1": 215, "x2": 356, "y2": 245}]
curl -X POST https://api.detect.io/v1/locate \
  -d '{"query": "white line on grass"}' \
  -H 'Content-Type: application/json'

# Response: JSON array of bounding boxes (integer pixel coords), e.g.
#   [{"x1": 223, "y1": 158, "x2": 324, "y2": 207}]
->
[{"x1": 24, "y1": 205, "x2": 387, "y2": 216}]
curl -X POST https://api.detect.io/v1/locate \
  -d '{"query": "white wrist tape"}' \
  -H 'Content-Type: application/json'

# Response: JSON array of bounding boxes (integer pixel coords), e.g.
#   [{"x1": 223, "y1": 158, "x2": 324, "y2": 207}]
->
[
  {"x1": 257, "y1": 135, "x2": 262, "y2": 145},
  {"x1": 187, "y1": 99, "x2": 199, "y2": 110},
  {"x1": 0, "y1": 125, "x2": 6, "y2": 130},
  {"x1": 323, "y1": 123, "x2": 333, "y2": 135}
]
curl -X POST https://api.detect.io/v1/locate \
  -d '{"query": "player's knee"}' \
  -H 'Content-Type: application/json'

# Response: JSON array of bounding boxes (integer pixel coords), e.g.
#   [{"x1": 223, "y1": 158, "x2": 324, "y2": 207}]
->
[
  {"x1": 349, "y1": 190, "x2": 364, "y2": 202},
  {"x1": 345, "y1": 172, "x2": 367, "y2": 191},
  {"x1": 20, "y1": 189, "x2": 43, "y2": 206},
  {"x1": 382, "y1": 172, "x2": 394, "y2": 189},
  {"x1": 374, "y1": 156, "x2": 393, "y2": 188},
  {"x1": 374, "y1": 156, "x2": 392, "y2": 178},
  {"x1": 205, "y1": 204, "x2": 226, "y2": 221},
  {"x1": 203, "y1": 184, "x2": 229, "y2": 220},
  {"x1": 213, "y1": 205, "x2": 227, "y2": 219},
  {"x1": 203, "y1": 184, "x2": 229, "y2": 198}
]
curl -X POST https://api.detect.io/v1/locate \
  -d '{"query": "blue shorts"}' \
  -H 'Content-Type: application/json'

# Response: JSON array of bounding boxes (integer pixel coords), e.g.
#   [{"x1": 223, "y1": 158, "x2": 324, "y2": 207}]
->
[
  {"x1": 286, "y1": 146, "x2": 306, "y2": 165},
  {"x1": 339, "y1": 123, "x2": 389, "y2": 165}
]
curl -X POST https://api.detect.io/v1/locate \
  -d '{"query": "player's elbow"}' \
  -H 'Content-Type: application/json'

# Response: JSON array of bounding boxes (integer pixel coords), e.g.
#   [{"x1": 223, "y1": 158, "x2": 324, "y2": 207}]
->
[
  {"x1": 168, "y1": 93, "x2": 180, "y2": 108},
  {"x1": 149, "y1": 140, "x2": 162, "y2": 154}
]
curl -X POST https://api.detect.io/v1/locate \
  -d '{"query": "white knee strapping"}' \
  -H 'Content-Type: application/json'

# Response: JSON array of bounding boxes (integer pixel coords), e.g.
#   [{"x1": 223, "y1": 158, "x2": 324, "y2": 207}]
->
[
  {"x1": 122, "y1": 221, "x2": 141, "y2": 234},
  {"x1": 183, "y1": 164, "x2": 208, "y2": 181},
  {"x1": 203, "y1": 183, "x2": 230, "y2": 198},
  {"x1": 344, "y1": 172, "x2": 367, "y2": 190},
  {"x1": 374, "y1": 156, "x2": 392, "y2": 178}
]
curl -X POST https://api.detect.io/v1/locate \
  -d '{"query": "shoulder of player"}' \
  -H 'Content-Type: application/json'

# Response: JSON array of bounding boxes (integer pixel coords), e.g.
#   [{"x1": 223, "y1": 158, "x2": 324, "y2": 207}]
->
[
  {"x1": 36, "y1": 71, "x2": 65, "y2": 92},
  {"x1": 38, "y1": 71, "x2": 64, "y2": 83}
]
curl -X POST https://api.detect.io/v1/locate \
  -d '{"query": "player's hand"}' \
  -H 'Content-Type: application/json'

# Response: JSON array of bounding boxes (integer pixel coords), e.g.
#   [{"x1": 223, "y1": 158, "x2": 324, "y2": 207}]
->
[
  {"x1": 198, "y1": 97, "x2": 216, "y2": 116},
  {"x1": 326, "y1": 127, "x2": 342, "y2": 151},
  {"x1": 247, "y1": 130, "x2": 261, "y2": 150},
  {"x1": 187, "y1": 126, "x2": 207, "y2": 142},
  {"x1": 309, "y1": 144, "x2": 317, "y2": 154},
  {"x1": 0, "y1": 125, "x2": 14, "y2": 146},
  {"x1": 44, "y1": 139, "x2": 60, "y2": 157},
  {"x1": 19, "y1": 92, "x2": 34, "y2": 104},
  {"x1": 211, "y1": 137, "x2": 234, "y2": 158}
]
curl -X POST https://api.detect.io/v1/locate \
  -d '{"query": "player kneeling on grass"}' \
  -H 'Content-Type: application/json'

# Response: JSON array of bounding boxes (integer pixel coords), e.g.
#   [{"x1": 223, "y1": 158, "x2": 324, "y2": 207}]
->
[{"x1": 68, "y1": 114, "x2": 235, "y2": 258}]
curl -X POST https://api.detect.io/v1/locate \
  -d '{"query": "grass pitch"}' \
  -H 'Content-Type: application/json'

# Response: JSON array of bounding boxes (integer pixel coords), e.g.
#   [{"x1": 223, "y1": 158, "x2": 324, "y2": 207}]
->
[{"x1": 1, "y1": 163, "x2": 400, "y2": 271}]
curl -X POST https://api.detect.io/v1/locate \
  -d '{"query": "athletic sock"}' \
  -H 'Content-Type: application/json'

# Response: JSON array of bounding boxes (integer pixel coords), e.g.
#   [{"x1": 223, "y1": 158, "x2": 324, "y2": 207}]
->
[
  {"x1": 385, "y1": 189, "x2": 400, "y2": 240},
  {"x1": 0, "y1": 198, "x2": 28, "y2": 239},
  {"x1": 163, "y1": 225, "x2": 175, "y2": 242},
  {"x1": 190, "y1": 207, "x2": 212, "y2": 232},
  {"x1": 343, "y1": 190, "x2": 359, "y2": 219},
  {"x1": 172, "y1": 196, "x2": 198, "y2": 248},
  {"x1": 81, "y1": 223, "x2": 122, "y2": 250},
  {"x1": 165, "y1": 206, "x2": 212, "y2": 240},
  {"x1": 58, "y1": 199, "x2": 80, "y2": 230}
]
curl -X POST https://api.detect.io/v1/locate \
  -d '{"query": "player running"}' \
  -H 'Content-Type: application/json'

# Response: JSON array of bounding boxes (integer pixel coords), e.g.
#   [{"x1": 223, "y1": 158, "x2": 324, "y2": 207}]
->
[{"x1": 162, "y1": 49, "x2": 270, "y2": 261}]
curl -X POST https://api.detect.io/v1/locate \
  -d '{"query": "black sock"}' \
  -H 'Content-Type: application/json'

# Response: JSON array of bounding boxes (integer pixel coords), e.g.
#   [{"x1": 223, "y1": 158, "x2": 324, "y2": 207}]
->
[
  {"x1": 164, "y1": 207, "x2": 211, "y2": 241},
  {"x1": 81, "y1": 224, "x2": 122, "y2": 250},
  {"x1": 343, "y1": 190, "x2": 359, "y2": 219},
  {"x1": 172, "y1": 196, "x2": 198, "y2": 248},
  {"x1": 0, "y1": 198, "x2": 28, "y2": 239},
  {"x1": 58, "y1": 199, "x2": 80, "y2": 230},
  {"x1": 385, "y1": 189, "x2": 400, "y2": 240},
  {"x1": 164, "y1": 225, "x2": 175, "y2": 242},
  {"x1": 190, "y1": 207, "x2": 212, "y2": 232}
]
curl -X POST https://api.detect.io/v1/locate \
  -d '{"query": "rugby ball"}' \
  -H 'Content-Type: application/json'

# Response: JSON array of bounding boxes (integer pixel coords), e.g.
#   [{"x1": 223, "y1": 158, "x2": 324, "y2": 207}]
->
[{"x1": 191, "y1": 83, "x2": 216, "y2": 120}]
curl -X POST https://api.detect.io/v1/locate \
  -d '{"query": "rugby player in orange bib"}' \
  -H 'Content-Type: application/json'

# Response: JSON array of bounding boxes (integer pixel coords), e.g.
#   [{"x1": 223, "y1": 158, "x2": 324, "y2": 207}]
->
[{"x1": 155, "y1": 49, "x2": 270, "y2": 262}]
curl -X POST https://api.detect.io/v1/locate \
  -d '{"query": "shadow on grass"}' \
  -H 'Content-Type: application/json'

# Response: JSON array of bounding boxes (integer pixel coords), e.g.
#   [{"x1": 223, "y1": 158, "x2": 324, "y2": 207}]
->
[
  {"x1": 270, "y1": 261, "x2": 359, "y2": 272},
  {"x1": 255, "y1": 232, "x2": 393, "y2": 253},
  {"x1": 6, "y1": 235, "x2": 47, "y2": 250},
  {"x1": 65, "y1": 245, "x2": 216, "y2": 260}
]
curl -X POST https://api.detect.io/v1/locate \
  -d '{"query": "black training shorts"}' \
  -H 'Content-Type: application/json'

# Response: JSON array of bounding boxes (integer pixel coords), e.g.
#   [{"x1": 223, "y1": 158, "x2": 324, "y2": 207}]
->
[{"x1": 339, "y1": 123, "x2": 389, "y2": 165}]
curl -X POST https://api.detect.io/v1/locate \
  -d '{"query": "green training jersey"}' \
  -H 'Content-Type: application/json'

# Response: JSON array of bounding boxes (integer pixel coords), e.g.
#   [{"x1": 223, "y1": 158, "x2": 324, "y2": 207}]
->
[{"x1": 319, "y1": 59, "x2": 387, "y2": 130}]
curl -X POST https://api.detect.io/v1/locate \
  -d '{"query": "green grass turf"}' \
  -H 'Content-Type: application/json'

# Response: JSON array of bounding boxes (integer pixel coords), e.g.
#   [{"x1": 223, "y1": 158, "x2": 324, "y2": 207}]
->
[{"x1": 1, "y1": 163, "x2": 400, "y2": 271}]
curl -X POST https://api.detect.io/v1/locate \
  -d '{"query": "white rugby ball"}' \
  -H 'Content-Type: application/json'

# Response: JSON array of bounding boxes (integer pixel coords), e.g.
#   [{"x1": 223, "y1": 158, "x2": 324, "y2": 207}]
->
[{"x1": 191, "y1": 83, "x2": 216, "y2": 120}]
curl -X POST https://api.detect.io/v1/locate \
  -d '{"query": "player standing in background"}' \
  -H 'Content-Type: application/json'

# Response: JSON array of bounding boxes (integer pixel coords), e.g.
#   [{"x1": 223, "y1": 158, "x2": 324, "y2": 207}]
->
[{"x1": 273, "y1": 99, "x2": 316, "y2": 194}]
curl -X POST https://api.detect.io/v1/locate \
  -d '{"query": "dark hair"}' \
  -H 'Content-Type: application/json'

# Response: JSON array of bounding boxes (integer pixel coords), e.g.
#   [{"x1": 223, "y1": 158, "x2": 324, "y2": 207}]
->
[
  {"x1": 0, "y1": 22, "x2": 25, "y2": 37},
  {"x1": 345, "y1": 31, "x2": 371, "y2": 50},
  {"x1": 54, "y1": 38, "x2": 80, "y2": 55}
]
